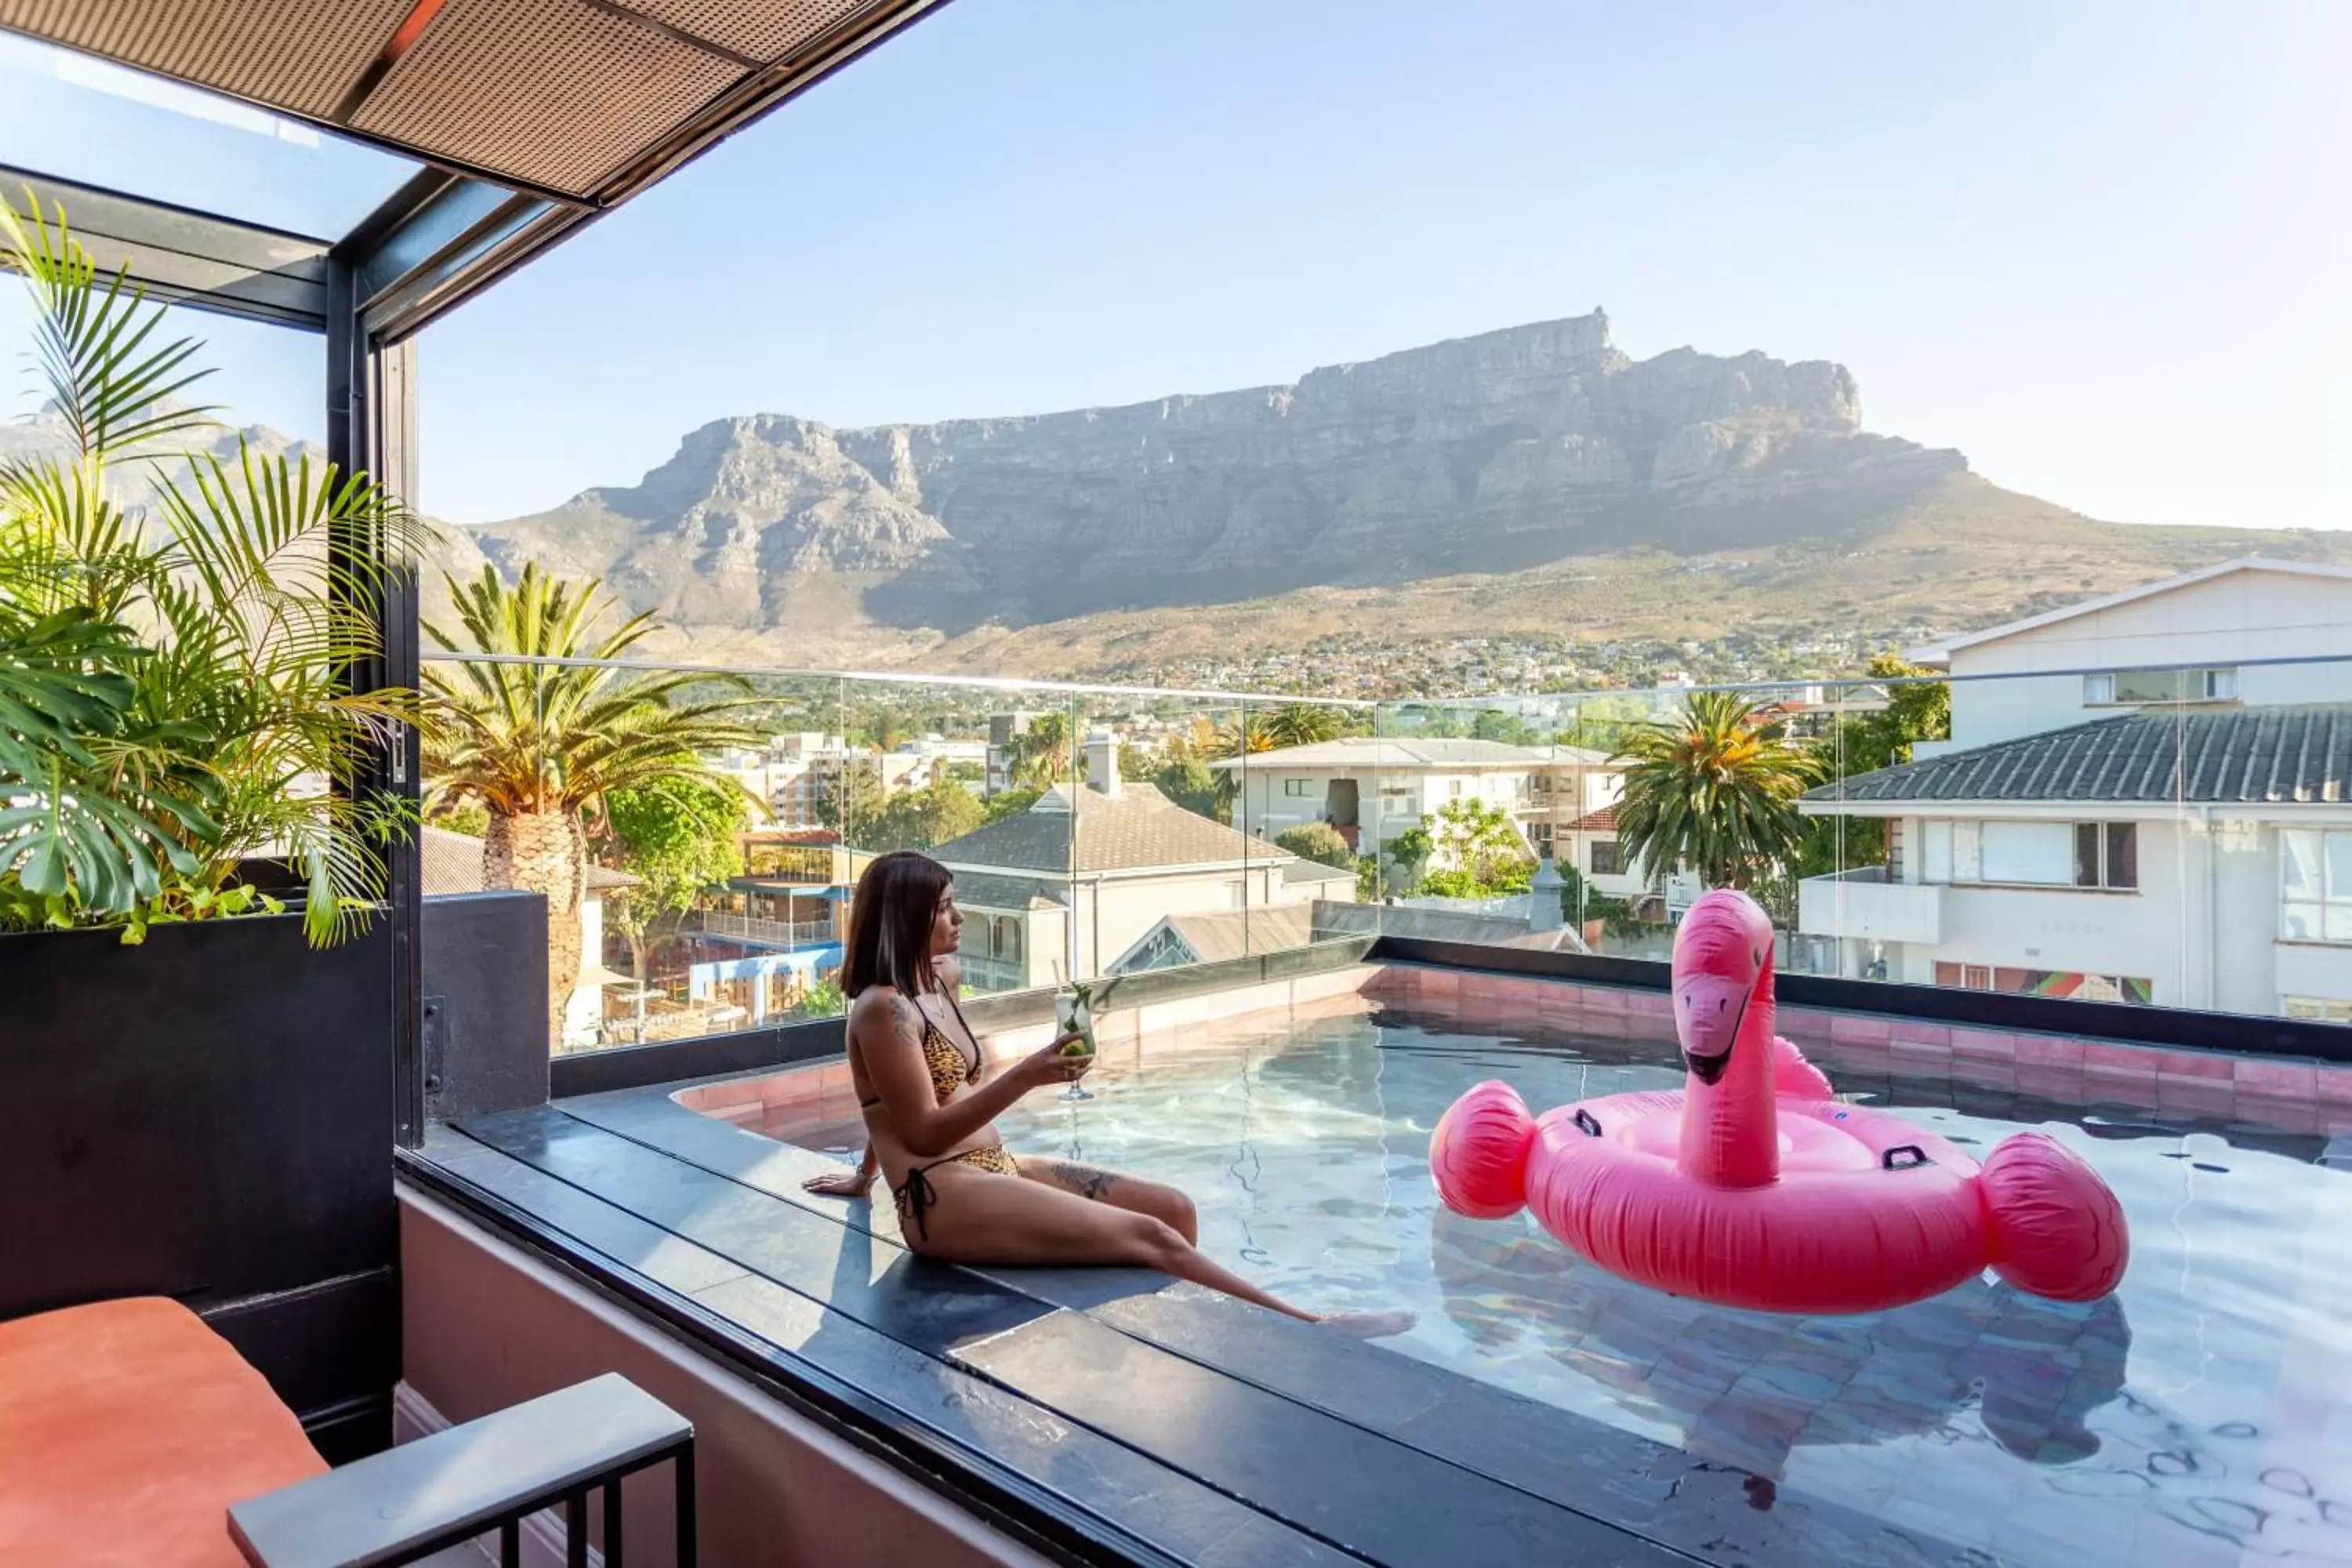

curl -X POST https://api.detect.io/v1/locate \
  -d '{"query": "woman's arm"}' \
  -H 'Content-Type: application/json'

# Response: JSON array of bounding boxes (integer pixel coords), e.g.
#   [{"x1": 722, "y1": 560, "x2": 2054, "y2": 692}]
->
[{"x1": 854, "y1": 989, "x2": 1087, "y2": 1158}]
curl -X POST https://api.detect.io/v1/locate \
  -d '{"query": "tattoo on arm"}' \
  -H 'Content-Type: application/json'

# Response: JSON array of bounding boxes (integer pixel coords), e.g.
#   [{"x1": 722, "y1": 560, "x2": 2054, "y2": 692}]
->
[
  {"x1": 886, "y1": 993, "x2": 922, "y2": 1036},
  {"x1": 1050, "y1": 1160, "x2": 1119, "y2": 1201}
]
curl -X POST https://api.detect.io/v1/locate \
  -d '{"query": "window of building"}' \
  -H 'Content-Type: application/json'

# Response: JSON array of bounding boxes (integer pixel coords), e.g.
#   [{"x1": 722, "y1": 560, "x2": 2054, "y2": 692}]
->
[
  {"x1": 1283, "y1": 779, "x2": 1314, "y2": 797},
  {"x1": 1450, "y1": 779, "x2": 1465, "y2": 799},
  {"x1": 2074, "y1": 822, "x2": 2138, "y2": 889},
  {"x1": 2281, "y1": 829, "x2": 2352, "y2": 942},
  {"x1": 1919, "y1": 819, "x2": 2133, "y2": 887},
  {"x1": 1531, "y1": 822, "x2": 1552, "y2": 846},
  {"x1": 1590, "y1": 840, "x2": 1624, "y2": 877},
  {"x1": 2083, "y1": 667, "x2": 2236, "y2": 705},
  {"x1": 1981, "y1": 821, "x2": 2074, "y2": 884}
]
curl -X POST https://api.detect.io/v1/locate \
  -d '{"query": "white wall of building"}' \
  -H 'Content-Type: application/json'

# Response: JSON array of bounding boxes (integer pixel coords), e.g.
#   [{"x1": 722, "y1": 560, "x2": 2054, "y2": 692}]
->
[
  {"x1": 1810, "y1": 809, "x2": 2352, "y2": 1014},
  {"x1": 1940, "y1": 566, "x2": 2352, "y2": 747}
]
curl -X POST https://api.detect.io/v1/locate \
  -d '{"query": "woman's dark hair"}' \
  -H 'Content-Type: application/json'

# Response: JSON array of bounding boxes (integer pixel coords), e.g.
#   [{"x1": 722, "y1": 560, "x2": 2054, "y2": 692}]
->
[{"x1": 842, "y1": 850, "x2": 953, "y2": 999}]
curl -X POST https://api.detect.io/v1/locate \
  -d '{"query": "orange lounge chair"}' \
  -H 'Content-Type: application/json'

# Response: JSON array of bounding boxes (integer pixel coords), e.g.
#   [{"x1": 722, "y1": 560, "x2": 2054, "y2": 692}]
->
[{"x1": 0, "y1": 1296, "x2": 328, "y2": 1567}]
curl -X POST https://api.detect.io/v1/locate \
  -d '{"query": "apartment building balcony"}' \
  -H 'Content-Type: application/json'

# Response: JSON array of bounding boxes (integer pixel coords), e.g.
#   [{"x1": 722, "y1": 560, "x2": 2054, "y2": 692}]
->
[{"x1": 1797, "y1": 866, "x2": 1946, "y2": 944}]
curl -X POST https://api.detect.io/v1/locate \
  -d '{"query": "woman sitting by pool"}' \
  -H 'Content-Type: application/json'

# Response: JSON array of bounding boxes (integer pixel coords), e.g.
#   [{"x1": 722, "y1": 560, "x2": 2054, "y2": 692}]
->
[{"x1": 804, "y1": 850, "x2": 1407, "y2": 1337}]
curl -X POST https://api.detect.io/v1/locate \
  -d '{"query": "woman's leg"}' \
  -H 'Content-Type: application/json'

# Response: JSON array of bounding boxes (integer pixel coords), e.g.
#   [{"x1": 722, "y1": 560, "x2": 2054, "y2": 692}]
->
[
  {"x1": 913, "y1": 1165, "x2": 1314, "y2": 1321},
  {"x1": 1021, "y1": 1157, "x2": 1199, "y2": 1245}
]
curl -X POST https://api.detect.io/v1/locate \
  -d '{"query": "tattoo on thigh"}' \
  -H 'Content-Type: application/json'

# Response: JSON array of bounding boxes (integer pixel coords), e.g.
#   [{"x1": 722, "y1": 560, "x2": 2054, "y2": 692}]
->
[{"x1": 1051, "y1": 1161, "x2": 1118, "y2": 1201}]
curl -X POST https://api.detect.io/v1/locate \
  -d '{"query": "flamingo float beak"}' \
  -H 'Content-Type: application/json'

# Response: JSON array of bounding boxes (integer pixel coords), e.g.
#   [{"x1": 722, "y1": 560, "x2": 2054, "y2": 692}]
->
[{"x1": 1675, "y1": 973, "x2": 1748, "y2": 1085}]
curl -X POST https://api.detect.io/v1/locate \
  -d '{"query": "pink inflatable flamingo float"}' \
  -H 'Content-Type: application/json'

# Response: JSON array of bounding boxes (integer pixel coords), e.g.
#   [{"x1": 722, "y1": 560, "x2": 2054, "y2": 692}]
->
[{"x1": 1431, "y1": 889, "x2": 2129, "y2": 1314}]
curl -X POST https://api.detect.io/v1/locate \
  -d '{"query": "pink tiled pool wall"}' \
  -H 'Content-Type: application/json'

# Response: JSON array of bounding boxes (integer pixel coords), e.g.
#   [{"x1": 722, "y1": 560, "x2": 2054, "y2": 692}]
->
[
  {"x1": 673, "y1": 964, "x2": 1381, "y2": 1144},
  {"x1": 674, "y1": 962, "x2": 2352, "y2": 1143}
]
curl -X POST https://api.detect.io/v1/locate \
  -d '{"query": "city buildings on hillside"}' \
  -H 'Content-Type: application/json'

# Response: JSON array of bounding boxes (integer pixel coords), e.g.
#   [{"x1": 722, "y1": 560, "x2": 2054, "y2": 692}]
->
[
  {"x1": 1797, "y1": 557, "x2": 2352, "y2": 1014},
  {"x1": 931, "y1": 733, "x2": 1353, "y2": 991},
  {"x1": 716, "y1": 731, "x2": 985, "y2": 827},
  {"x1": 1213, "y1": 737, "x2": 1621, "y2": 863}
]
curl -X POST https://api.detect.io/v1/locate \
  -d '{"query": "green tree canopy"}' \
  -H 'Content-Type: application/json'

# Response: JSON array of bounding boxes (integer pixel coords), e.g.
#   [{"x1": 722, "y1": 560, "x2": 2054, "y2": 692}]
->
[
  {"x1": 1417, "y1": 797, "x2": 1534, "y2": 898},
  {"x1": 873, "y1": 772, "x2": 985, "y2": 851},
  {"x1": 1275, "y1": 822, "x2": 1355, "y2": 869},
  {"x1": 1795, "y1": 654, "x2": 1951, "y2": 877},
  {"x1": 602, "y1": 775, "x2": 750, "y2": 978},
  {"x1": 983, "y1": 785, "x2": 1043, "y2": 824}
]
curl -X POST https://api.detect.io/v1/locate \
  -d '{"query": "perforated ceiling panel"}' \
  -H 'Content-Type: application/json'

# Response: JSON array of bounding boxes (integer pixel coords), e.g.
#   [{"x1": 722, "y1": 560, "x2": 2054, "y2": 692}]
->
[
  {"x1": 623, "y1": 0, "x2": 877, "y2": 66},
  {"x1": 0, "y1": 0, "x2": 932, "y2": 206},
  {"x1": 0, "y1": 0, "x2": 414, "y2": 120},
  {"x1": 348, "y1": 0, "x2": 740, "y2": 197}
]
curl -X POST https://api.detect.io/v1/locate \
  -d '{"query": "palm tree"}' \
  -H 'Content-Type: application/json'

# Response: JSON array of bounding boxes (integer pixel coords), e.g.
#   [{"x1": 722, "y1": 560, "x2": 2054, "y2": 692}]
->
[
  {"x1": 423, "y1": 564, "x2": 762, "y2": 1044},
  {"x1": 1259, "y1": 702, "x2": 1352, "y2": 748},
  {"x1": 0, "y1": 194, "x2": 428, "y2": 943},
  {"x1": 1610, "y1": 691, "x2": 1815, "y2": 893},
  {"x1": 1009, "y1": 710, "x2": 1076, "y2": 787}
]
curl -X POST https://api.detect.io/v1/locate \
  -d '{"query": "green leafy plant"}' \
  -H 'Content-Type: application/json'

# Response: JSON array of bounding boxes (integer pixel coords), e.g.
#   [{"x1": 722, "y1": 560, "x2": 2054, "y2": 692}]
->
[
  {"x1": 1275, "y1": 821, "x2": 1355, "y2": 869},
  {"x1": 1416, "y1": 797, "x2": 1534, "y2": 897},
  {"x1": 0, "y1": 193, "x2": 426, "y2": 945},
  {"x1": 602, "y1": 775, "x2": 751, "y2": 984}
]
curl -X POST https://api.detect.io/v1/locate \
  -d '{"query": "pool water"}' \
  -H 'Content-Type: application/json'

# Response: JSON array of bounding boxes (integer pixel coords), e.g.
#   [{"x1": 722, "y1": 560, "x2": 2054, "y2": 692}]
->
[{"x1": 981, "y1": 1004, "x2": 2352, "y2": 1567}]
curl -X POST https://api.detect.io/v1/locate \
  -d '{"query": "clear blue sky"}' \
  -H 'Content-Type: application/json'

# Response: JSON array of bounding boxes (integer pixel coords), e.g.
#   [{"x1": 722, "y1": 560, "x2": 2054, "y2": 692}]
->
[{"x1": 8, "y1": 2, "x2": 2351, "y2": 533}]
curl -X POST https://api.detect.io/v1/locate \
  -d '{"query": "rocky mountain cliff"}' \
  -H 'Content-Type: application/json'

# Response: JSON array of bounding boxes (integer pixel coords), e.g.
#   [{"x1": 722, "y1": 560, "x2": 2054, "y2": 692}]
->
[{"x1": 458, "y1": 310, "x2": 1969, "y2": 637}]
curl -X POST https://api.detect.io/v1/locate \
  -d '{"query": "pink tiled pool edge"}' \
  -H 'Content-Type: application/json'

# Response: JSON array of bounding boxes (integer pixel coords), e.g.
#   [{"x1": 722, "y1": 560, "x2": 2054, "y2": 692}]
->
[{"x1": 673, "y1": 963, "x2": 2352, "y2": 1144}]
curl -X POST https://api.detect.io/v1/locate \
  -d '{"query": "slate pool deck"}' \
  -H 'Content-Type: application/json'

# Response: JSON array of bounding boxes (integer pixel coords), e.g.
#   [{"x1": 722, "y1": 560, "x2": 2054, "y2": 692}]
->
[{"x1": 412, "y1": 1081, "x2": 1987, "y2": 1568}]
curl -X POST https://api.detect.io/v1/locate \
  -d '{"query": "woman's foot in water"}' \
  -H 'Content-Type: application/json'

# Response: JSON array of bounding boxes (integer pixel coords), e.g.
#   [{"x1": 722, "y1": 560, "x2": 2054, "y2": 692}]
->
[{"x1": 1313, "y1": 1308, "x2": 1417, "y2": 1339}]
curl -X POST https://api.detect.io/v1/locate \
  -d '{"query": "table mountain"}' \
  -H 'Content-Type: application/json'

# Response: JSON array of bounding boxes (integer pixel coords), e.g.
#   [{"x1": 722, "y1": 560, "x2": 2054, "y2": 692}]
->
[{"x1": 456, "y1": 310, "x2": 1969, "y2": 637}]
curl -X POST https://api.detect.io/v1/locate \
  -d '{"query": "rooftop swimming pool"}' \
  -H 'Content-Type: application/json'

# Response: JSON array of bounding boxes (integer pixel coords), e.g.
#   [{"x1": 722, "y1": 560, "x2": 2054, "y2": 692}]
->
[{"x1": 938, "y1": 999, "x2": 2352, "y2": 1568}]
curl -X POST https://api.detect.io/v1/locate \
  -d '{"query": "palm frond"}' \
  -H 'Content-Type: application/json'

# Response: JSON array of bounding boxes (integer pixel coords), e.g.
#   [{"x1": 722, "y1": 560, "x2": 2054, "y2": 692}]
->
[{"x1": 0, "y1": 191, "x2": 219, "y2": 464}]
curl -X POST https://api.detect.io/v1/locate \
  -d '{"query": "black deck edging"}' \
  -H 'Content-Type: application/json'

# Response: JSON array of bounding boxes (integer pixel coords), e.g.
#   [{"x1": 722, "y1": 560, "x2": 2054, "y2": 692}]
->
[
  {"x1": 449, "y1": 1106, "x2": 1697, "y2": 1568},
  {"x1": 548, "y1": 1088, "x2": 1978, "y2": 1568},
  {"x1": 1366, "y1": 935, "x2": 2352, "y2": 1063},
  {"x1": 395, "y1": 1138, "x2": 1225, "y2": 1568}
]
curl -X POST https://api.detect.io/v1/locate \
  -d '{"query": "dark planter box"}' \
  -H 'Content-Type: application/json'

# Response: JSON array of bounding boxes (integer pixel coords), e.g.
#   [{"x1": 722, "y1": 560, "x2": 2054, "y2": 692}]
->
[{"x1": 0, "y1": 915, "x2": 397, "y2": 1457}]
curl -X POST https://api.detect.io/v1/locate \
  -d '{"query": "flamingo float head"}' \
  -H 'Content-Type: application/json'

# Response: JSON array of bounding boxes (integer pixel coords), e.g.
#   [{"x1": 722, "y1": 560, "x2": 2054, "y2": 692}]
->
[{"x1": 1672, "y1": 889, "x2": 1774, "y2": 1086}]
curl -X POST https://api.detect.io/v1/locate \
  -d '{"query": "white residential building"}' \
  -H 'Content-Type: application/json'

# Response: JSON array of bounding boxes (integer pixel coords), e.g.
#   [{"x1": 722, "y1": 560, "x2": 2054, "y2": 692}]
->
[
  {"x1": 1212, "y1": 737, "x2": 1620, "y2": 861},
  {"x1": 931, "y1": 735, "x2": 1356, "y2": 992},
  {"x1": 1798, "y1": 558, "x2": 2352, "y2": 1015}
]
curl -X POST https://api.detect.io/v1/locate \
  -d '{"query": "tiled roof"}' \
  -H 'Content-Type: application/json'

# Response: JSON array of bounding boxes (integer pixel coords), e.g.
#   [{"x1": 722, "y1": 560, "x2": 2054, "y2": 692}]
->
[
  {"x1": 946, "y1": 870, "x2": 1069, "y2": 912},
  {"x1": 1804, "y1": 706, "x2": 2352, "y2": 806},
  {"x1": 1282, "y1": 858, "x2": 1358, "y2": 884},
  {"x1": 421, "y1": 826, "x2": 641, "y2": 896},
  {"x1": 932, "y1": 782, "x2": 1297, "y2": 874},
  {"x1": 1561, "y1": 805, "x2": 1618, "y2": 833},
  {"x1": 1153, "y1": 904, "x2": 1319, "y2": 965}
]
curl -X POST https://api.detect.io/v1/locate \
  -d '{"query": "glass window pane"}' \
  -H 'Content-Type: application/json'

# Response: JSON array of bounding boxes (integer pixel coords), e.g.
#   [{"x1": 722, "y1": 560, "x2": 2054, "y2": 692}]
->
[
  {"x1": 2113, "y1": 669, "x2": 2187, "y2": 703},
  {"x1": 0, "y1": 34, "x2": 424, "y2": 239},
  {"x1": 1954, "y1": 821, "x2": 1984, "y2": 882},
  {"x1": 2327, "y1": 833, "x2": 2352, "y2": 903},
  {"x1": 2324, "y1": 903, "x2": 2352, "y2": 944},
  {"x1": 2074, "y1": 822, "x2": 2100, "y2": 887},
  {"x1": 1920, "y1": 820, "x2": 1953, "y2": 883},
  {"x1": 2106, "y1": 822, "x2": 2137, "y2": 889},
  {"x1": 2285, "y1": 902, "x2": 2323, "y2": 941},
  {"x1": 1984, "y1": 821, "x2": 2071, "y2": 884},
  {"x1": 2285, "y1": 830, "x2": 2322, "y2": 898}
]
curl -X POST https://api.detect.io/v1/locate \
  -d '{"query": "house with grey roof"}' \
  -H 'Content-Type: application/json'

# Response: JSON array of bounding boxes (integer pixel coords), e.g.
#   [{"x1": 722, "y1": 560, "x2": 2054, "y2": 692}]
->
[
  {"x1": 932, "y1": 733, "x2": 1356, "y2": 991},
  {"x1": 1798, "y1": 559, "x2": 2352, "y2": 1017}
]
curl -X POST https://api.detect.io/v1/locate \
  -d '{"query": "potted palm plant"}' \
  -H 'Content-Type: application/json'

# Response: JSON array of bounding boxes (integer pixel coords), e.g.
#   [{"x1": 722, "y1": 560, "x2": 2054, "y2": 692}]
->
[{"x1": 0, "y1": 196, "x2": 427, "y2": 1453}]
